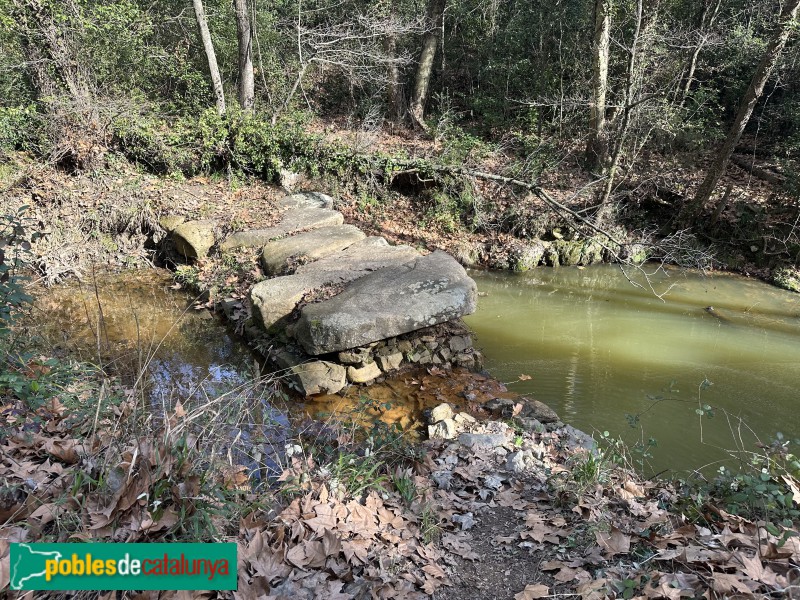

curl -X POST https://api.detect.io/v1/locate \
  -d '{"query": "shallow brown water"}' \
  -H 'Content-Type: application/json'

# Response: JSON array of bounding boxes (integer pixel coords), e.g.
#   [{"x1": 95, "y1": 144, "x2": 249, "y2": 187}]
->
[
  {"x1": 464, "y1": 265, "x2": 800, "y2": 473},
  {"x1": 30, "y1": 270, "x2": 261, "y2": 405},
  {"x1": 28, "y1": 270, "x2": 457, "y2": 438}
]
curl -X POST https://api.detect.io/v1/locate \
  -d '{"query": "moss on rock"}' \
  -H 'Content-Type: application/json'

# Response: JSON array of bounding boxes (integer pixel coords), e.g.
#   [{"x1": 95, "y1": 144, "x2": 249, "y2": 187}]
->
[
  {"x1": 773, "y1": 267, "x2": 800, "y2": 293},
  {"x1": 510, "y1": 241, "x2": 546, "y2": 272}
]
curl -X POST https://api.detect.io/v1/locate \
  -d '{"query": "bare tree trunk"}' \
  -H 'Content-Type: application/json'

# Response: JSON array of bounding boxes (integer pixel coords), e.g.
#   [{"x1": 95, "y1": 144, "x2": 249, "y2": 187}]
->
[
  {"x1": 385, "y1": 29, "x2": 403, "y2": 122},
  {"x1": 235, "y1": 0, "x2": 255, "y2": 111},
  {"x1": 585, "y1": 0, "x2": 611, "y2": 170},
  {"x1": 679, "y1": 0, "x2": 722, "y2": 106},
  {"x1": 410, "y1": 0, "x2": 445, "y2": 129},
  {"x1": 594, "y1": 0, "x2": 645, "y2": 227},
  {"x1": 193, "y1": 0, "x2": 226, "y2": 116},
  {"x1": 684, "y1": 0, "x2": 800, "y2": 221}
]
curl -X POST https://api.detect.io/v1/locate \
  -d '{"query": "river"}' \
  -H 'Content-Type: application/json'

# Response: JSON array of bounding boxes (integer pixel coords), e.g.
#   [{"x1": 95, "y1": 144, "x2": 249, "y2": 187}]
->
[
  {"x1": 464, "y1": 264, "x2": 800, "y2": 473},
  {"x1": 31, "y1": 265, "x2": 800, "y2": 474}
]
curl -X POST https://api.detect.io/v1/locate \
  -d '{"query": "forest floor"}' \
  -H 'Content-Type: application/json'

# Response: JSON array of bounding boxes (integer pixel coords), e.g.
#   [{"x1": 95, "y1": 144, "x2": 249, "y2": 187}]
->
[
  {"x1": 1, "y1": 143, "x2": 800, "y2": 598},
  {"x1": 3, "y1": 362, "x2": 800, "y2": 599}
]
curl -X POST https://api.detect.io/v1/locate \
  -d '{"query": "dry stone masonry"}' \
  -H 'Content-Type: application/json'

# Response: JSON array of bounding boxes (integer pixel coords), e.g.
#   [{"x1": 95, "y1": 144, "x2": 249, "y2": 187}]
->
[{"x1": 168, "y1": 191, "x2": 482, "y2": 395}]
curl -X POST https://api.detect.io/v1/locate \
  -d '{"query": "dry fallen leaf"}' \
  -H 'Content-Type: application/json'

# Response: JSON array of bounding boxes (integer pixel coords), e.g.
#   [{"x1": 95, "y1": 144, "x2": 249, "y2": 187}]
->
[
  {"x1": 595, "y1": 527, "x2": 631, "y2": 557},
  {"x1": 514, "y1": 583, "x2": 549, "y2": 599}
]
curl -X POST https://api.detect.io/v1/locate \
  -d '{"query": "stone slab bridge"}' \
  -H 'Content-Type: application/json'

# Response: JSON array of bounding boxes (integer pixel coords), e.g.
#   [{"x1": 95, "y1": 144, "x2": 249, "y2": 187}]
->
[{"x1": 168, "y1": 192, "x2": 481, "y2": 396}]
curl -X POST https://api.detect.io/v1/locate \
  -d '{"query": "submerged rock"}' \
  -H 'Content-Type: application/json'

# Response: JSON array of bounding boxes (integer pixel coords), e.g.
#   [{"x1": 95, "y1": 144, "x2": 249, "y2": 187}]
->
[
  {"x1": 172, "y1": 220, "x2": 216, "y2": 259},
  {"x1": 294, "y1": 251, "x2": 477, "y2": 355},
  {"x1": 274, "y1": 351, "x2": 347, "y2": 395}
]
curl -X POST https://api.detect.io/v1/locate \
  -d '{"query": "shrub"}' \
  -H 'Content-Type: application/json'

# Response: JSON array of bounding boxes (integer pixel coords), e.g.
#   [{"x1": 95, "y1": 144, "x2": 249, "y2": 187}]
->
[
  {"x1": 0, "y1": 105, "x2": 40, "y2": 153},
  {"x1": 0, "y1": 205, "x2": 39, "y2": 332}
]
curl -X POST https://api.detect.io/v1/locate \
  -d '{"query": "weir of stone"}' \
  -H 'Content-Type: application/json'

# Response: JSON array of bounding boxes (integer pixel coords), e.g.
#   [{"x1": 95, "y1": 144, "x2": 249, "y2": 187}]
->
[{"x1": 166, "y1": 192, "x2": 482, "y2": 396}]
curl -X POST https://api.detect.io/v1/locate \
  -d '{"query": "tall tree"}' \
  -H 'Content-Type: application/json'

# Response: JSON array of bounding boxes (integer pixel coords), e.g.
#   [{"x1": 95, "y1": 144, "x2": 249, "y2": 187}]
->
[
  {"x1": 679, "y1": 0, "x2": 722, "y2": 106},
  {"x1": 585, "y1": 0, "x2": 612, "y2": 170},
  {"x1": 684, "y1": 0, "x2": 800, "y2": 220},
  {"x1": 192, "y1": 0, "x2": 226, "y2": 116},
  {"x1": 384, "y1": 6, "x2": 403, "y2": 122},
  {"x1": 410, "y1": 0, "x2": 445, "y2": 129},
  {"x1": 235, "y1": 0, "x2": 255, "y2": 111},
  {"x1": 594, "y1": 0, "x2": 647, "y2": 226}
]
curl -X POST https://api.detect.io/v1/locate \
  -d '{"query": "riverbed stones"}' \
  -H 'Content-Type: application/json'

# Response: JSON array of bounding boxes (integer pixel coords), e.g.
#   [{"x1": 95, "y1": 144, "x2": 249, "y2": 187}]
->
[
  {"x1": 506, "y1": 450, "x2": 539, "y2": 474},
  {"x1": 339, "y1": 348, "x2": 370, "y2": 364},
  {"x1": 428, "y1": 419, "x2": 457, "y2": 440},
  {"x1": 449, "y1": 335, "x2": 472, "y2": 353},
  {"x1": 377, "y1": 352, "x2": 403, "y2": 372},
  {"x1": 260, "y1": 225, "x2": 365, "y2": 275},
  {"x1": 483, "y1": 396, "x2": 560, "y2": 424},
  {"x1": 774, "y1": 266, "x2": 800, "y2": 293},
  {"x1": 294, "y1": 251, "x2": 478, "y2": 355},
  {"x1": 172, "y1": 220, "x2": 216, "y2": 259},
  {"x1": 220, "y1": 207, "x2": 344, "y2": 250},
  {"x1": 274, "y1": 350, "x2": 346, "y2": 395},
  {"x1": 347, "y1": 362, "x2": 381, "y2": 383},
  {"x1": 429, "y1": 403, "x2": 454, "y2": 424},
  {"x1": 458, "y1": 432, "x2": 509, "y2": 449},
  {"x1": 510, "y1": 241, "x2": 546, "y2": 272}
]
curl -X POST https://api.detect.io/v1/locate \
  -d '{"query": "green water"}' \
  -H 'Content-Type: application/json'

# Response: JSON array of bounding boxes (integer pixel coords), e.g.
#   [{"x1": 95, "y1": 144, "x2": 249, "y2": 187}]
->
[{"x1": 465, "y1": 265, "x2": 800, "y2": 473}]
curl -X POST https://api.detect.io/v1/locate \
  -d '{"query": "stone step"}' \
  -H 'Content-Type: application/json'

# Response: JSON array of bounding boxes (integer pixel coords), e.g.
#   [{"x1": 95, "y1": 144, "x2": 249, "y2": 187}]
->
[
  {"x1": 260, "y1": 225, "x2": 366, "y2": 276},
  {"x1": 250, "y1": 237, "x2": 420, "y2": 332},
  {"x1": 220, "y1": 207, "x2": 344, "y2": 251},
  {"x1": 276, "y1": 192, "x2": 334, "y2": 210},
  {"x1": 172, "y1": 220, "x2": 216, "y2": 259},
  {"x1": 293, "y1": 250, "x2": 478, "y2": 355}
]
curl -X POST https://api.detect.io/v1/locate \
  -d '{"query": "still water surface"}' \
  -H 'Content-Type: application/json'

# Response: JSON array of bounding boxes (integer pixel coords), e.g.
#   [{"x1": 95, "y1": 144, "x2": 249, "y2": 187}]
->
[
  {"x1": 32, "y1": 270, "x2": 261, "y2": 404},
  {"x1": 465, "y1": 265, "x2": 800, "y2": 472},
  {"x1": 33, "y1": 267, "x2": 800, "y2": 473}
]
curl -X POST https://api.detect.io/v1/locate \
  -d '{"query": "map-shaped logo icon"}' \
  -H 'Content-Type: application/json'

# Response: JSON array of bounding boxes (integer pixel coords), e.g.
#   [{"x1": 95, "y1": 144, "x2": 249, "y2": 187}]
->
[{"x1": 10, "y1": 544, "x2": 63, "y2": 590}]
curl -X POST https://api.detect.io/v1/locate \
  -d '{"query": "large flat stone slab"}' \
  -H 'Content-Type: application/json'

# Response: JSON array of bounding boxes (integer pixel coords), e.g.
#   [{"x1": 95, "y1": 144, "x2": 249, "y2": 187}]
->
[
  {"x1": 250, "y1": 237, "x2": 420, "y2": 332},
  {"x1": 294, "y1": 251, "x2": 477, "y2": 355},
  {"x1": 295, "y1": 237, "x2": 419, "y2": 276},
  {"x1": 220, "y1": 208, "x2": 344, "y2": 251},
  {"x1": 260, "y1": 225, "x2": 365, "y2": 275}
]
